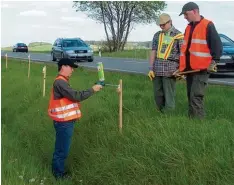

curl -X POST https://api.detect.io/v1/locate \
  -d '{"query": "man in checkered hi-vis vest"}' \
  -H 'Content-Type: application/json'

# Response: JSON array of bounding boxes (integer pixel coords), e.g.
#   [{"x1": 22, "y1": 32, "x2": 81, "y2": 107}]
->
[{"x1": 148, "y1": 13, "x2": 184, "y2": 113}]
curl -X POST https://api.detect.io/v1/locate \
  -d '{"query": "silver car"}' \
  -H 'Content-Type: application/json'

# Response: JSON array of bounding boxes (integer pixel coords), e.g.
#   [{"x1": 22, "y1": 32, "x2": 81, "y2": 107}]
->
[{"x1": 51, "y1": 38, "x2": 93, "y2": 62}]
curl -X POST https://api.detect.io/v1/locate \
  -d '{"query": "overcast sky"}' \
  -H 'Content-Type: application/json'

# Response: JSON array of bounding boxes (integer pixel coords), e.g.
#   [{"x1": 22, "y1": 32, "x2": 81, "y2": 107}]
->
[{"x1": 1, "y1": 1, "x2": 234, "y2": 47}]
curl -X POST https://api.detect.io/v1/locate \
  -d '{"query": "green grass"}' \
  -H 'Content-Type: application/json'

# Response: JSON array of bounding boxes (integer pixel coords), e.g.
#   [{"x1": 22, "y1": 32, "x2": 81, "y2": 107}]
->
[
  {"x1": 2, "y1": 58, "x2": 234, "y2": 185},
  {"x1": 28, "y1": 42, "x2": 51, "y2": 47},
  {"x1": 1, "y1": 44, "x2": 52, "y2": 54},
  {"x1": 28, "y1": 45, "x2": 52, "y2": 53},
  {"x1": 94, "y1": 49, "x2": 151, "y2": 60}
]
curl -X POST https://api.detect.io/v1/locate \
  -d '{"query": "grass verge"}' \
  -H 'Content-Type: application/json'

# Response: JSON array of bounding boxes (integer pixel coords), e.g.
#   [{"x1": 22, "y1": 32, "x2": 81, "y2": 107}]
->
[{"x1": 1, "y1": 58, "x2": 234, "y2": 185}]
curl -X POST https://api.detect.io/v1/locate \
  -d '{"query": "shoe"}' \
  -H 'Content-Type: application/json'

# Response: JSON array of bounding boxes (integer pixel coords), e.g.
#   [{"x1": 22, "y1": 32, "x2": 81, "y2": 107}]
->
[
  {"x1": 54, "y1": 171, "x2": 72, "y2": 180},
  {"x1": 156, "y1": 107, "x2": 164, "y2": 113}
]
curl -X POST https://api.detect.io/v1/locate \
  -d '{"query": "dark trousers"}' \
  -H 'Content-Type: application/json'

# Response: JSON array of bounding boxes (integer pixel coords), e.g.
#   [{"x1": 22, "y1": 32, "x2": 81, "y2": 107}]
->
[
  {"x1": 52, "y1": 120, "x2": 75, "y2": 178},
  {"x1": 186, "y1": 72, "x2": 210, "y2": 119},
  {"x1": 153, "y1": 76, "x2": 176, "y2": 112}
]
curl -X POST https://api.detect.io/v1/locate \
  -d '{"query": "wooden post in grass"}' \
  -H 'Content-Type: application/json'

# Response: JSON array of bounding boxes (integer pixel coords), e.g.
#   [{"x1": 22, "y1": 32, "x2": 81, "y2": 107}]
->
[
  {"x1": 28, "y1": 54, "x2": 31, "y2": 78},
  {"x1": 134, "y1": 47, "x2": 136, "y2": 60},
  {"x1": 5, "y1": 53, "x2": 8, "y2": 69},
  {"x1": 42, "y1": 66, "x2": 46, "y2": 97},
  {"x1": 97, "y1": 62, "x2": 123, "y2": 133},
  {"x1": 98, "y1": 46, "x2": 102, "y2": 57},
  {"x1": 117, "y1": 79, "x2": 123, "y2": 134}
]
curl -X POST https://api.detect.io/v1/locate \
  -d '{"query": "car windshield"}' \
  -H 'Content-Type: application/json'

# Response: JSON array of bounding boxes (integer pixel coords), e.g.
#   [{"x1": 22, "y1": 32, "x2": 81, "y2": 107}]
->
[
  {"x1": 63, "y1": 40, "x2": 86, "y2": 47},
  {"x1": 18, "y1": 43, "x2": 26, "y2": 46},
  {"x1": 220, "y1": 36, "x2": 234, "y2": 47}
]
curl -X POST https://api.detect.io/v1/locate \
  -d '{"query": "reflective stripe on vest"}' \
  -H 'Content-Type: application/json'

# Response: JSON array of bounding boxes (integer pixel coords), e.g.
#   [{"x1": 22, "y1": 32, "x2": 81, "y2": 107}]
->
[
  {"x1": 191, "y1": 39, "x2": 207, "y2": 44},
  {"x1": 190, "y1": 51, "x2": 211, "y2": 57},
  {"x1": 50, "y1": 103, "x2": 78, "y2": 113},
  {"x1": 48, "y1": 75, "x2": 82, "y2": 121},
  {"x1": 157, "y1": 32, "x2": 184, "y2": 60},
  {"x1": 179, "y1": 18, "x2": 212, "y2": 71},
  {"x1": 157, "y1": 33, "x2": 164, "y2": 58},
  {"x1": 51, "y1": 110, "x2": 81, "y2": 119}
]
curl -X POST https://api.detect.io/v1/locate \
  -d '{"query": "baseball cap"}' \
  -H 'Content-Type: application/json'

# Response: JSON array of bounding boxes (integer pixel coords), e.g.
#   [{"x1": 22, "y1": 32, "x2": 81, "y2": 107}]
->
[
  {"x1": 157, "y1": 13, "x2": 171, "y2": 25},
  {"x1": 179, "y1": 2, "x2": 199, "y2": 16},
  {"x1": 58, "y1": 58, "x2": 78, "y2": 68}
]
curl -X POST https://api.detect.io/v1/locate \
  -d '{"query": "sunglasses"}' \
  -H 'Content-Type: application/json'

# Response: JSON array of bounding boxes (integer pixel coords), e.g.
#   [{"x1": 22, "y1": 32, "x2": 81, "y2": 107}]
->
[{"x1": 159, "y1": 20, "x2": 170, "y2": 27}]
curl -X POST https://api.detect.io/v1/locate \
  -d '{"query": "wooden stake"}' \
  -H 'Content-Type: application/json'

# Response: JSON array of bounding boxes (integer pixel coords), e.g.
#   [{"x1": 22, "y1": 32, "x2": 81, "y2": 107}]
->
[
  {"x1": 28, "y1": 54, "x2": 31, "y2": 78},
  {"x1": 5, "y1": 53, "x2": 8, "y2": 69},
  {"x1": 118, "y1": 79, "x2": 123, "y2": 133},
  {"x1": 42, "y1": 66, "x2": 46, "y2": 97},
  {"x1": 177, "y1": 69, "x2": 200, "y2": 75}
]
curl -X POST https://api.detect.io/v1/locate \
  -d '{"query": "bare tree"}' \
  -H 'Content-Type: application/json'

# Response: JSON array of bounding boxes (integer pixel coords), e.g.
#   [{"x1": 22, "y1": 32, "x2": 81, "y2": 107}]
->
[{"x1": 73, "y1": 1, "x2": 166, "y2": 52}]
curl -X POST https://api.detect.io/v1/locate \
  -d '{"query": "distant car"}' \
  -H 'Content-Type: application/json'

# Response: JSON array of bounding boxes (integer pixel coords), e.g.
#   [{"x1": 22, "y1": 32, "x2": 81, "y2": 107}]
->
[
  {"x1": 51, "y1": 38, "x2": 93, "y2": 62},
  {"x1": 217, "y1": 34, "x2": 234, "y2": 72},
  {"x1": 12, "y1": 43, "x2": 28, "y2": 52}
]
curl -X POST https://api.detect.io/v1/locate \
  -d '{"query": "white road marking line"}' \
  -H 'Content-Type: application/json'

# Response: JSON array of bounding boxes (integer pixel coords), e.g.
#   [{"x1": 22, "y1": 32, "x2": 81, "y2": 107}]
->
[
  {"x1": 124, "y1": 61, "x2": 147, "y2": 64},
  {"x1": 95, "y1": 60, "x2": 147, "y2": 64},
  {"x1": 79, "y1": 64, "x2": 146, "y2": 74},
  {"x1": 209, "y1": 79, "x2": 234, "y2": 85},
  {"x1": 3, "y1": 56, "x2": 53, "y2": 63}
]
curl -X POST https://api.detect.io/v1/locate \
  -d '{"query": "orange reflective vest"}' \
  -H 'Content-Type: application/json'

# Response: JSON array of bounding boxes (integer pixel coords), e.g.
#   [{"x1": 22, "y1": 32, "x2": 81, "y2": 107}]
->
[
  {"x1": 179, "y1": 18, "x2": 212, "y2": 71},
  {"x1": 48, "y1": 75, "x2": 81, "y2": 122}
]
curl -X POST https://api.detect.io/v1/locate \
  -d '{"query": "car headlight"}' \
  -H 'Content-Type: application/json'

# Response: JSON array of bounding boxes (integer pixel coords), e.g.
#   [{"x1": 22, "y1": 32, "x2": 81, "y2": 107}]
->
[
  {"x1": 220, "y1": 55, "x2": 232, "y2": 59},
  {"x1": 66, "y1": 50, "x2": 75, "y2": 54},
  {"x1": 88, "y1": 49, "x2": 93, "y2": 53}
]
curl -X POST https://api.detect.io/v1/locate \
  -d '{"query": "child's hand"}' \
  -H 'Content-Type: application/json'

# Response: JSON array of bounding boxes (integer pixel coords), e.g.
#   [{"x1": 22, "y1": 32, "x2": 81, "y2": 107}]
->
[{"x1": 92, "y1": 85, "x2": 103, "y2": 92}]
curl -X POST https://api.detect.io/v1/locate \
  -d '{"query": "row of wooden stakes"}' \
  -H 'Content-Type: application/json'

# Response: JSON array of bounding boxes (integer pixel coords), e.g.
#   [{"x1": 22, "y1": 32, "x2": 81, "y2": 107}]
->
[{"x1": 3, "y1": 53, "x2": 123, "y2": 133}]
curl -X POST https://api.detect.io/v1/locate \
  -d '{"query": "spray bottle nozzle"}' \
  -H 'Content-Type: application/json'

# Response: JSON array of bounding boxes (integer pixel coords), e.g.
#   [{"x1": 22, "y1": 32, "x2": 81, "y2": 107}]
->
[{"x1": 95, "y1": 81, "x2": 105, "y2": 86}]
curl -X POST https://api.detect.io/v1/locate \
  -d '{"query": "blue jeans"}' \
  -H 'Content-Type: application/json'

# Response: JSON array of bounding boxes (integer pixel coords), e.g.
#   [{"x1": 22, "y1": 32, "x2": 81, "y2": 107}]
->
[{"x1": 52, "y1": 120, "x2": 75, "y2": 178}]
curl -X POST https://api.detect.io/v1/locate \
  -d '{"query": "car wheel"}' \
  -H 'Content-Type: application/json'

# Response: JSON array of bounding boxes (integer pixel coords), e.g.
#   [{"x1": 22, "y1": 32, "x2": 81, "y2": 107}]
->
[
  {"x1": 88, "y1": 59, "x2": 93, "y2": 62},
  {"x1": 51, "y1": 52, "x2": 57, "y2": 61}
]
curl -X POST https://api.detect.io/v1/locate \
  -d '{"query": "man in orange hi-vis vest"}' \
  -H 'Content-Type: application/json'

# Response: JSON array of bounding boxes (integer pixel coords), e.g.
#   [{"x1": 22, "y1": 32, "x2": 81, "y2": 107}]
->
[
  {"x1": 177, "y1": 2, "x2": 222, "y2": 119},
  {"x1": 48, "y1": 58, "x2": 102, "y2": 179}
]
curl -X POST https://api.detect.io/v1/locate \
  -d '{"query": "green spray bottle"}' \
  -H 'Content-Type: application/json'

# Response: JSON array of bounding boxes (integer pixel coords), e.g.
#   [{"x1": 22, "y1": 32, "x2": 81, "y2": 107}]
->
[{"x1": 96, "y1": 62, "x2": 105, "y2": 86}]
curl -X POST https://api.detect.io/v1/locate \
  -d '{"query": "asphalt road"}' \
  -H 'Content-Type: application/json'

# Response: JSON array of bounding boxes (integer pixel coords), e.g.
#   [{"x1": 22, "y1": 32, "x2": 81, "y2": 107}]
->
[{"x1": 1, "y1": 50, "x2": 234, "y2": 86}]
